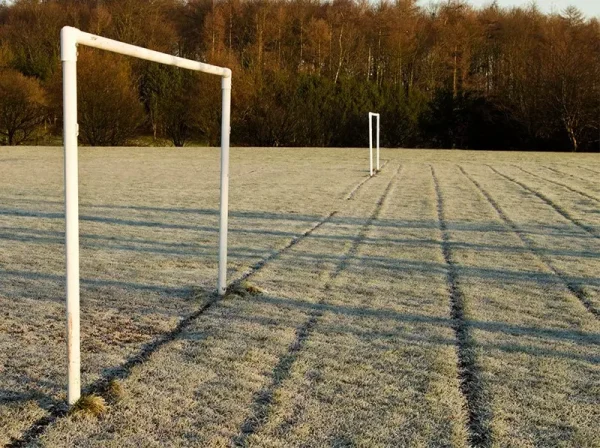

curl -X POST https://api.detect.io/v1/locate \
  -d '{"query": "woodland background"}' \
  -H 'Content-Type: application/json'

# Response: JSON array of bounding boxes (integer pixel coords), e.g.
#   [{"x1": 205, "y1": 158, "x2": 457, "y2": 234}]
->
[{"x1": 0, "y1": 0, "x2": 599, "y2": 151}]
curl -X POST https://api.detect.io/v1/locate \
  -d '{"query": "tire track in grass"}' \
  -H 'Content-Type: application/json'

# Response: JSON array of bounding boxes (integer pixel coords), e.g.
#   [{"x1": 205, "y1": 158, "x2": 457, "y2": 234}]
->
[
  {"x1": 8, "y1": 163, "x2": 396, "y2": 447},
  {"x1": 459, "y1": 166, "x2": 599, "y2": 318},
  {"x1": 543, "y1": 166, "x2": 599, "y2": 185},
  {"x1": 231, "y1": 158, "x2": 392, "y2": 284},
  {"x1": 512, "y1": 165, "x2": 600, "y2": 203},
  {"x1": 345, "y1": 159, "x2": 390, "y2": 200},
  {"x1": 7, "y1": 294, "x2": 221, "y2": 448},
  {"x1": 486, "y1": 165, "x2": 598, "y2": 238},
  {"x1": 579, "y1": 165, "x2": 600, "y2": 176},
  {"x1": 231, "y1": 211, "x2": 338, "y2": 287},
  {"x1": 430, "y1": 165, "x2": 493, "y2": 448},
  {"x1": 233, "y1": 165, "x2": 402, "y2": 447},
  {"x1": 7, "y1": 210, "x2": 344, "y2": 448}
]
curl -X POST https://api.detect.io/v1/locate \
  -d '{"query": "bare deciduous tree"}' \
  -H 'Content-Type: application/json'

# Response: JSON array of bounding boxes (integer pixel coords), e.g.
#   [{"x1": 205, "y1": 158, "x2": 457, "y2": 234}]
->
[{"x1": 0, "y1": 0, "x2": 598, "y2": 150}]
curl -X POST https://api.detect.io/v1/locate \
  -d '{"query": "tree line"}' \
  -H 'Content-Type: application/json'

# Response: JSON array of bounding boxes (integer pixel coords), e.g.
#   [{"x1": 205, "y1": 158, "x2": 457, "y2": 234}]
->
[{"x1": 0, "y1": 0, "x2": 599, "y2": 151}]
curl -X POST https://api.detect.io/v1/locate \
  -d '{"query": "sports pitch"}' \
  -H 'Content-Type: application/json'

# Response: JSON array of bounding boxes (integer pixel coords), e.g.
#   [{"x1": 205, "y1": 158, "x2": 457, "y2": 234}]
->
[{"x1": 0, "y1": 147, "x2": 598, "y2": 447}]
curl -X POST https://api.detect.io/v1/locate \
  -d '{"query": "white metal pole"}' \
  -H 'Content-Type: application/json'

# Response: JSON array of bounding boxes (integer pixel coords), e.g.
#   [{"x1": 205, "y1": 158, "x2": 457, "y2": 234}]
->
[
  {"x1": 369, "y1": 113, "x2": 373, "y2": 176},
  {"x1": 61, "y1": 27, "x2": 81, "y2": 406},
  {"x1": 217, "y1": 72, "x2": 232, "y2": 295},
  {"x1": 58, "y1": 26, "x2": 233, "y2": 404},
  {"x1": 376, "y1": 114, "x2": 380, "y2": 171},
  {"x1": 75, "y1": 29, "x2": 229, "y2": 77}
]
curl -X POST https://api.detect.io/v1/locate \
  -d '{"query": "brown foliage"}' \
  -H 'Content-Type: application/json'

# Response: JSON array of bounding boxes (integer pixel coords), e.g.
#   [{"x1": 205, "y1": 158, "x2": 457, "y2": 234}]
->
[
  {"x1": 0, "y1": 0, "x2": 598, "y2": 150},
  {"x1": 0, "y1": 69, "x2": 47, "y2": 145},
  {"x1": 76, "y1": 49, "x2": 144, "y2": 146}
]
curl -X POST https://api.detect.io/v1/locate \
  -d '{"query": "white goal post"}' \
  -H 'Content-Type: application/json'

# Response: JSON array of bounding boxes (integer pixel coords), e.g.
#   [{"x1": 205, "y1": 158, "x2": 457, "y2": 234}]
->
[
  {"x1": 61, "y1": 26, "x2": 232, "y2": 405},
  {"x1": 368, "y1": 112, "x2": 380, "y2": 176}
]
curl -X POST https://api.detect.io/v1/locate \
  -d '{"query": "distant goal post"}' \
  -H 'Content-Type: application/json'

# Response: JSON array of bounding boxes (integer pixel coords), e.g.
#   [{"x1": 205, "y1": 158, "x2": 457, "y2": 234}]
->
[
  {"x1": 368, "y1": 112, "x2": 380, "y2": 176},
  {"x1": 61, "y1": 26, "x2": 232, "y2": 406}
]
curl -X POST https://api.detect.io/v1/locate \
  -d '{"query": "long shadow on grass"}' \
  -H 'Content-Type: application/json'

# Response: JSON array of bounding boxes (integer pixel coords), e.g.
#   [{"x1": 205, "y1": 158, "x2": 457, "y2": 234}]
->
[
  {"x1": 0, "y1": 377, "x2": 70, "y2": 446},
  {"x1": 459, "y1": 166, "x2": 600, "y2": 318},
  {"x1": 0, "y1": 268, "x2": 191, "y2": 295},
  {"x1": 6, "y1": 286, "x2": 218, "y2": 448},
  {"x1": 232, "y1": 308, "x2": 322, "y2": 446},
  {"x1": 226, "y1": 290, "x2": 598, "y2": 446},
  {"x1": 1, "y1": 204, "x2": 597, "y2": 239},
  {"x1": 486, "y1": 165, "x2": 599, "y2": 238},
  {"x1": 4, "y1": 217, "x2": 600, "y2": 260},
  {"x1": 225, "y1": 300, "x2": 600, "y2": 364},
  {"x1": 2, "y1": 248, "x2": 600, "y2": 309},
  {"x1": 0, "y1": 228, "x2": 268, "y2": 259},
  {"x1": 232, "y1": 166, "x2": 402, "y2": 446},
  {"x1": 0, "y1": 378, "x2": 64, "y2": 410},
  {"x1": 248, "y1": 294, "x2": 600, "y2": 351},
  {"x1": 2, "y1": 225, "x2": 600, "y2": 260},
  {"x1": 513, "y1": 165, "x2": 600, "y2": 204},
  {"x1": 0, "y1": 390, "x2": 60, "y2": 407},
  {"x1": 1, "y1": 215, "x2": 599, "y2": 290},
  {"x1": 272, "y1": 252, "x2": 600, "y2": 287},
  {"x1": 6, "y1": 209, "x2": 340, "y2": 447},
  {"x1": 354, "y1": 328, "x2": 600, "y2": 364}
]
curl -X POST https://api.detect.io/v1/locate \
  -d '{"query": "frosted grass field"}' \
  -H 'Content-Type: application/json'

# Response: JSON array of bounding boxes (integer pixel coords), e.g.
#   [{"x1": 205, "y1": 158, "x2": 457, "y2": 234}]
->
[{"x1": 0, "y1": 147, "x2": 598, "y2": 447}]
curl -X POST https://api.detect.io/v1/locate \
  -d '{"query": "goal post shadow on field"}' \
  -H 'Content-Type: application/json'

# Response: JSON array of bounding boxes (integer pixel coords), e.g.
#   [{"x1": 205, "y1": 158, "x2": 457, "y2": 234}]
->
[
  {"x1": 61, "y1": 26, "x2": 232, "y2": 406},
  {"x1": 368, "y1": 112, "x2": 380, "y2": 176}
]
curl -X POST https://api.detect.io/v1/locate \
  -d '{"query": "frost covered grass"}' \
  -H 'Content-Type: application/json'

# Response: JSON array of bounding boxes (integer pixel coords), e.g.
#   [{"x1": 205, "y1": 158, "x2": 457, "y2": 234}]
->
[{"x1": 0, "y1": 147, "x2": 598, "y2": 447}]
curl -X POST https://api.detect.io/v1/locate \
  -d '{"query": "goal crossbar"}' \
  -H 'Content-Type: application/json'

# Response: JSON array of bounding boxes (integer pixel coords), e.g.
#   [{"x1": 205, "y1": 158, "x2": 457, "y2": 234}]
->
[{"x1": 61, "y1": 26, "x2": 232, "y2": 405}]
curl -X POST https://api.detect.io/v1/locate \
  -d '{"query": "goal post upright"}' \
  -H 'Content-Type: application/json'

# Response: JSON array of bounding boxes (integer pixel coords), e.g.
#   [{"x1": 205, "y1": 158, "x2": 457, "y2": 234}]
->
[
  {"x1": 61, "y1": 26, "x2": 232, "y2": 405},
  {"x1": 376, "y1": 113, "x2": 380, "y2": 171},
  {"x1": 368, "y1": 112, "x2": 380, "y2": 176},
  {"x1": 369, "y1": 113, "x2": 373, "y2": 176},
  {"x1": 62, "y1": 27, "x2": 80, "y2": 406},
  {"x1": 218, "y1": 75, "x2": 231, "y2": 296}
]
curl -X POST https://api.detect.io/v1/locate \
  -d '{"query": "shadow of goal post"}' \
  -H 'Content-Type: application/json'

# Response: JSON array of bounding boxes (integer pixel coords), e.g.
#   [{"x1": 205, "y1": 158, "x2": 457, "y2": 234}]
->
[
  {"x1": 61, "y1": 26, "x2": 232, "y2": 406},
  {"x1": 368, "y1": 112, "x2": 380, "y2": 176}
]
